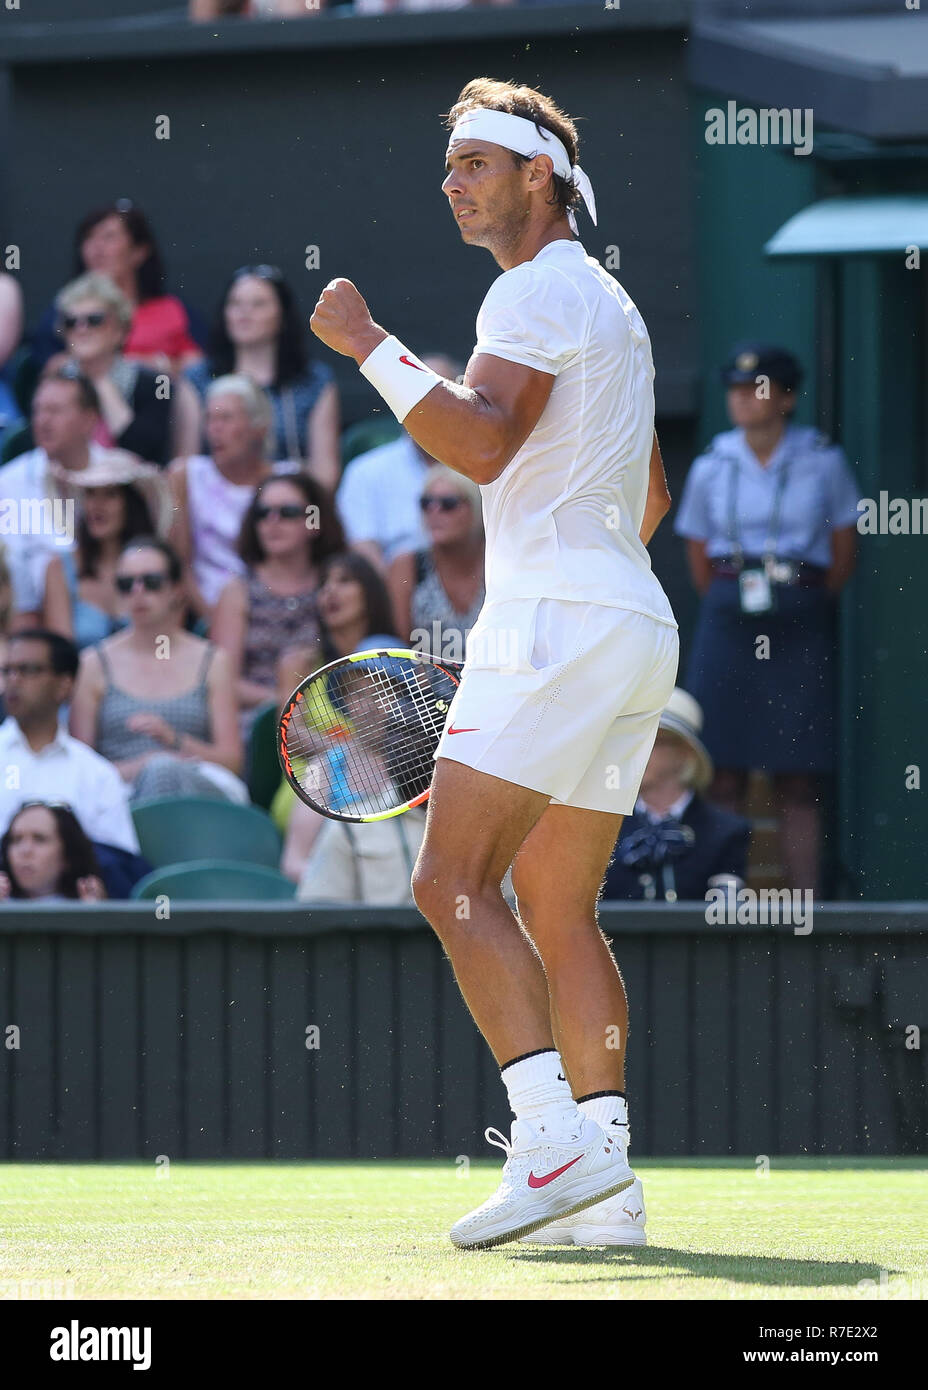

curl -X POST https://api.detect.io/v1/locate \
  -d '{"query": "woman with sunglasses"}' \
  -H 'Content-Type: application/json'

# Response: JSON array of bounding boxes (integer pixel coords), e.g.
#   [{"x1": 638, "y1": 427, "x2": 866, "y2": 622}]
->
[
  {"x1": 30, "y1": 201, "x2": 205, "y2": 375},
  {"x1": 0, "y1": 801, "x2": 106, "y2": 901},
  {"x1": 388, "y1": 465, "x2": 485, "y2": 660},
  {"x1": 41, "y1": 449, "x2": 171, "y2": 650},
  {"x1": 69, "y1": 537, "x2": 246, "y2": 804},
  {"x1": 41, "y1": 273, "x2": 201, "y2": 467},
  {"x1": 185, "y1": 265, "x2": 340, "y2": 491},
  {"x1": 211, "y1": 473, "x2": 345, "y2": 731}
]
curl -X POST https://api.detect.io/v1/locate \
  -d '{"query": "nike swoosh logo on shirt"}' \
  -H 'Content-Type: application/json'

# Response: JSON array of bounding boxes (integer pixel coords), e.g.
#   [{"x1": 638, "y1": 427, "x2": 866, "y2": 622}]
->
[
  {"x1": 527, "y1": 1155, "x2": 583, "y2": 1189},
  {"x1": 447, "y1": 725, "x2": 480, "y2": 735}
]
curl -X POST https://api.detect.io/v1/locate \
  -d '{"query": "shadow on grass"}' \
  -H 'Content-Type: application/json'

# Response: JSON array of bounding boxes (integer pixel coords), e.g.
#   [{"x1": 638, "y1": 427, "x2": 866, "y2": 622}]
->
[{"x1": 509, "y1": 1246, "x2": 902, "y2": 1290}]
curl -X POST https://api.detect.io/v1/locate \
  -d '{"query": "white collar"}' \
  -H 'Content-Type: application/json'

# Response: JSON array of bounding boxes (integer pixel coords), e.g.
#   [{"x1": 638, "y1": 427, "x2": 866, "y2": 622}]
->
[
  {"x1": 1, "y1": 716, "x2": 71, "y2": 754},
  {"x1": 636, "y1": 789, "x2": 694, "y2": 823}
]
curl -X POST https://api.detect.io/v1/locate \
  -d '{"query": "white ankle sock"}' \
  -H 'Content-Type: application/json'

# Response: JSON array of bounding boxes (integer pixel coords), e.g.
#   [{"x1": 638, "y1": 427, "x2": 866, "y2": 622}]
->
[
  {"x1": 578, "y1": 1094, "x2": 628, "y2": 1132},
  {"x1": 500, "y1": 1049, "x2": 580, "y2": 1132}
]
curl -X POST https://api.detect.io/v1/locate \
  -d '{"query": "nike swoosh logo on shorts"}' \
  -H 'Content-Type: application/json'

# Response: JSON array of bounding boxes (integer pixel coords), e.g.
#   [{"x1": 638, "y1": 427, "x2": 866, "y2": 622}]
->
[
  {"x1": 527, "y1": 1155, "x2": 584, "y2": 1189},
  {"x1": 399, "y1": 354, "x2": 426, "y2": 371},
  {"x1": 447, "y1": 724, "x2": 480, "y2": 734}
]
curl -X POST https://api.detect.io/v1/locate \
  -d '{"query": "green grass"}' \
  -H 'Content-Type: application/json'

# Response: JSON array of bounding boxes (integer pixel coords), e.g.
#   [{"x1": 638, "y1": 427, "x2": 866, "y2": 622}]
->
[{"x1": 1, "y1": 1158, "x2": 925, "y2": 1300}]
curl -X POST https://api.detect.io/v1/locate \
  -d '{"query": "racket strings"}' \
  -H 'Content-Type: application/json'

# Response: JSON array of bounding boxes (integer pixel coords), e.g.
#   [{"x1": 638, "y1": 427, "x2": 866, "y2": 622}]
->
[{"x1": 282, "y1": 657, "x2": 459, "y2": 817}]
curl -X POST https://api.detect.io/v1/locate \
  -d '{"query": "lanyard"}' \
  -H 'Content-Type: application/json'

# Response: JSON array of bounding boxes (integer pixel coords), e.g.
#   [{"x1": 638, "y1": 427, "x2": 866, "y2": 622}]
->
[{"x1": 726, "y1": 449, "x2": 792, "y2": 565}]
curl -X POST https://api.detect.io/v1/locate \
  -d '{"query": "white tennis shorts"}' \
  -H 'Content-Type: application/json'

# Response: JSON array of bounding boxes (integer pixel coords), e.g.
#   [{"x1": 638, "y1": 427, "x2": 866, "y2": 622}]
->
[{"x1": 434, "y1": 597, "x2": 679, "y2": 815}]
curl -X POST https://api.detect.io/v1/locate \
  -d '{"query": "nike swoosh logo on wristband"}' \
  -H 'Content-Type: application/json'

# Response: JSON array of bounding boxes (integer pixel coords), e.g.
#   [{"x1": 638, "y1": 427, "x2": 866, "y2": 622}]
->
[{"x1": 399, "y1": 354, "x2": 426, "y2": 371}]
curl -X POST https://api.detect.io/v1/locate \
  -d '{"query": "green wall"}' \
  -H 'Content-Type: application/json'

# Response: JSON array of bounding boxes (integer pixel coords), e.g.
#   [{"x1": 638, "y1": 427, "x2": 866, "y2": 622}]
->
[
  {"x1": 691, "y1": 92, "x2": 818, "y2": 444},
  {"x1": 836, "y1": 258, "x2": 927, "y2": 897},
  {"x1": 690, "y1": 91, "x2": 928, "y2": 898}
]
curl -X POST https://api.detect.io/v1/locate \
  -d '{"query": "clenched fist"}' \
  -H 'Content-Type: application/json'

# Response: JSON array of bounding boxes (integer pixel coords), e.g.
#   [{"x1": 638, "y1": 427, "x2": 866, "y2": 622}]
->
[{"x1": 310, "y1": 279, "x2": 388, "y2": 364}]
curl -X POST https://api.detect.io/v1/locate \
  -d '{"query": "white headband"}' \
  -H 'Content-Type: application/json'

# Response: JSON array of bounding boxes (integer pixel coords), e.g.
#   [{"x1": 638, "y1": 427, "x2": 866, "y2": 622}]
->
[{"x1": 447, "y1": 107, "x2": 597, "y2": 235}]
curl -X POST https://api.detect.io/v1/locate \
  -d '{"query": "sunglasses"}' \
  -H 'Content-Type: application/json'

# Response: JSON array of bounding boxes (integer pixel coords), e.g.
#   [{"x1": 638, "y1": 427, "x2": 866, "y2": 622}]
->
[
  {"x1": 0, "y1": 662, "x2": 54, "y2": 679},
  {"x1": 115, "y1": 572, "x2": 169, "y2": 594},
  {"x1": 255, "y1": 503, "x2": 304, "y2": 522},
  {"x1": 61, "y1": 312, "x2": 107, "y2": 330},
  {"x1": 420, "y1": 496, "x2": 464, "y2": 513},
  {"x1": 233, "y1": 263, "x2": 283, "y2": 283},
  {"x1": 16, "y1": 799, "x2": 74, "y2": 813}
]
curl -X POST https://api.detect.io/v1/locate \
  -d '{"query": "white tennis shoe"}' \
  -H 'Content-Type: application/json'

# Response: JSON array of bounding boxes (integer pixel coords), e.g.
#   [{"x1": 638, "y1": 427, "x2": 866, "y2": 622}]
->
[
  {"x1": 520, "y1": 1114, "x2": 647, "y2": 1246},
  {"x1": 518, "y1": 1176, "x2": 647, "y2": 1246},
  {"x1": 449, "y1": 1114, "x2": 635, "y2": 1250}
]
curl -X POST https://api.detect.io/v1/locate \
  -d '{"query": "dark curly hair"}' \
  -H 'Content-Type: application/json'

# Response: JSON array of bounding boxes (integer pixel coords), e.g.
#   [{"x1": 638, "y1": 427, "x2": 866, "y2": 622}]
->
[{"x1": 444, "y1": 78, "x2": 582, "y2": 224}]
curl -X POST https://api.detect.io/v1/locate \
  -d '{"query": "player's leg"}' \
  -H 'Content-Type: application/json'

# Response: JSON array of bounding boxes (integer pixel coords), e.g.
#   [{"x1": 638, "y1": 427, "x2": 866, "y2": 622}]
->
[
  {"x1": 410, "y1": 754, "x2": 554, "y2": 1064},
  {"x1": 510, "y1": 802, "x2": 627, "y2": 1096},
  {"x1": 511, "y1": 801, "x2": 649, "y2": 1248},
  {"x1": 412, "y1": 756, "x2": 635, "y2": 1249}
]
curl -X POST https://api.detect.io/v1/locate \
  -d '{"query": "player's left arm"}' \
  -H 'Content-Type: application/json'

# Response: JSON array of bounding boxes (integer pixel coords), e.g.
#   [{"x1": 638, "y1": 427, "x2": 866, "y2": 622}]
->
[
  {"x1": 639, "y1": 431, "x2": 672, "y2": 546},
  {"x1": 309, "y1": 279, "x2": 553, "y2": 485}
]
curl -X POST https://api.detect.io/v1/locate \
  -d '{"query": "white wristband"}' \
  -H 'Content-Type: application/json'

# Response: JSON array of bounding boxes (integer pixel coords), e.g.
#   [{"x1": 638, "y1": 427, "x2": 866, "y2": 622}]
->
[{"x1": 358, "y1": 335, "x2": 441, "y2": 423}]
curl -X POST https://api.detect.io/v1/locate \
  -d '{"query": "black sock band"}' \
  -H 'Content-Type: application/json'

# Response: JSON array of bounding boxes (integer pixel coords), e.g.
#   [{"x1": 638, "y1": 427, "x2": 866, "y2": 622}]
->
[
  {"x1": 575, "y1": 1090, "x2": 626, "y2": 1104},
  {"x1": 500, "y1": 1047, "x2": 557, "y2": 1074}
]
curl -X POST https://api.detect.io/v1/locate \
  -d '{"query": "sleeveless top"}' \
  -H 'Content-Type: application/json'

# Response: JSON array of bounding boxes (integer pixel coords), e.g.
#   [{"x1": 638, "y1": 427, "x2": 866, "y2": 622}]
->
[
  {"x1": 60, "y1": 550, "x2": 128, "y2": 651},
  {"x1": 185, "y1": 455, "x2": 256, "y2": 608},
  {"x1": 243, "y1": 570, "x2": 321, "y2": 689},
  {"x1": 410, "y1": 548, "x2": 485, "y2": 653},
  {"x1": 95, "y1": 640, "x2": 215, "y2": 762}
]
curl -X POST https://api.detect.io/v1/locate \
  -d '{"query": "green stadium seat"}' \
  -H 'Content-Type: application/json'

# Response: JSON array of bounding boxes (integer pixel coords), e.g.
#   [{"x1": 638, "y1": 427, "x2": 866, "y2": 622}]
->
[
  {"x1": 340, "y1": 414, "x2": 401, "y2": 469},
  {"x1": 131, "y1": 796, "x2": 283, "y2": 869},
  {"x1": 247, "y1": 701, "x2": 283, "y2": 811},
  {"x1": 130, "y1": 858, "x2": 296, "y2": 901}
]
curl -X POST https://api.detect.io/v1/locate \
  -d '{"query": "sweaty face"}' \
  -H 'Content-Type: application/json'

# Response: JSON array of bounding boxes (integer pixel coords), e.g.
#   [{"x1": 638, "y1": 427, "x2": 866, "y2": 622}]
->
[{"x1": 442, "y1": 141, "x2": 531, "y2": 251}]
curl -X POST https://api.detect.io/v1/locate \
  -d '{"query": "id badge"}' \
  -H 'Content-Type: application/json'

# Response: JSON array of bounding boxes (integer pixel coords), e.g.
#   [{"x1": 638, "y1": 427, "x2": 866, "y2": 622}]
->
[{"x1": 738, "y1": 567, "x2": 774, "y2": 614}]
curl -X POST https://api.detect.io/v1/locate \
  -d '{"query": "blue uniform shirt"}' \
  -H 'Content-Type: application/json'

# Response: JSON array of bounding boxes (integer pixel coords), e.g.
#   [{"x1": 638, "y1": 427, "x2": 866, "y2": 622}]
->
[{"x1": 674, "y1": 424, "x2": 861, "y2": 568}]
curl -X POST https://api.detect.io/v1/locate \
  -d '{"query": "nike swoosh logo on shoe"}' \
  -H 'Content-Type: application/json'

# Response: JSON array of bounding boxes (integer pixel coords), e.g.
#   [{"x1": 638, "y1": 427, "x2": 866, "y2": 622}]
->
[{"x1": 527, "y1": 1155, "x2": 584, "y2": 1189}]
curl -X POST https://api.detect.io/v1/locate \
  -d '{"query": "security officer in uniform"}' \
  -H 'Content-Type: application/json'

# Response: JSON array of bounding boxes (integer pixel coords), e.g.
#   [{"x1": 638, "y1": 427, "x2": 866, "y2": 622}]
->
[{"x1": 674, "y1": 343, "x2": 861, "y2": 894}]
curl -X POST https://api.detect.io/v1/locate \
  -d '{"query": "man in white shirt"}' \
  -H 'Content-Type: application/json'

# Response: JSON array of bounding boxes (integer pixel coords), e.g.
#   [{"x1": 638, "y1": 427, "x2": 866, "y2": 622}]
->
[
  {"x1": 335, "y1": 354, "x2": 463, "y2": 570},
  {"x1": 308, "y1": 80, "x2": 678, "y2": 1249},
  {"x1": 0, "y1": 367, "x2": 105, "y2": 617},
  {"x1": 0, "y1": 630, "x2": 139, "y2": 854}
]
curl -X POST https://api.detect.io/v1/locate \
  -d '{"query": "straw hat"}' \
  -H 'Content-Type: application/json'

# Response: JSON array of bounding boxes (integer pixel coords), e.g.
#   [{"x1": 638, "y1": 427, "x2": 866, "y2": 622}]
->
[
  {"x1": 50, "y1": 448, "x2": 173, "y2": 537},
  {"x1": 657, "y1": 688, "x2": 714, "y2": 792}
]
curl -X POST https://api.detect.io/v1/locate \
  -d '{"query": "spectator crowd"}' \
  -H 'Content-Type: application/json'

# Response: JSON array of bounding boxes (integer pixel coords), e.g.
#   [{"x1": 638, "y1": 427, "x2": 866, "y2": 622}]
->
[{"x1": 0, "y1": 200, "x2": 861, "y2": 905}]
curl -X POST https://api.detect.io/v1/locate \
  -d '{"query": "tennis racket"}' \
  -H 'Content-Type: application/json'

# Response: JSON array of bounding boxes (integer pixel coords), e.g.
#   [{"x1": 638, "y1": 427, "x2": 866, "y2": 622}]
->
[{"x1": 277, "y1": 648, "x2": 464, "y2": 823}]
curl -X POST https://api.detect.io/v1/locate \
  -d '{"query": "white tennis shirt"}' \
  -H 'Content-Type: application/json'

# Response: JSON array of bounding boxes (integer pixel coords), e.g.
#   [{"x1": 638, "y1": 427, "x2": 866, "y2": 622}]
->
[{"x1": 473, "y1": 238, "x2": 676, "y2": 628}]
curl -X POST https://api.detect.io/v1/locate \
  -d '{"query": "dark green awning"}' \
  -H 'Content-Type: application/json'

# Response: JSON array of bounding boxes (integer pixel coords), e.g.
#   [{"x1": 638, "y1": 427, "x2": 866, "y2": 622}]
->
[{"x1": 765, "y1": 196, "x2": 928, "y2": 258}]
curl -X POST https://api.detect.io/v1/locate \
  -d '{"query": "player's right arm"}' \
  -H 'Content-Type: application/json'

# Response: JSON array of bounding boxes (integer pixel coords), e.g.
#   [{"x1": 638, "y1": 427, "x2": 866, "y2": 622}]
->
[
  {"x1": 309, "y1": 278, "x2": 553, "y2": 485},
  {"x1": 402, "y1": 351, "x2": 554, "y2": 486}
]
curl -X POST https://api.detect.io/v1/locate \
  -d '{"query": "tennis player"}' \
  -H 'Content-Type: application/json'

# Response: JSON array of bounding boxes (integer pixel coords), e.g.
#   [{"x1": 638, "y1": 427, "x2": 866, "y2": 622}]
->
[{"x1": 310, "y1": 78, "x2": 679, "y2": 1250}]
